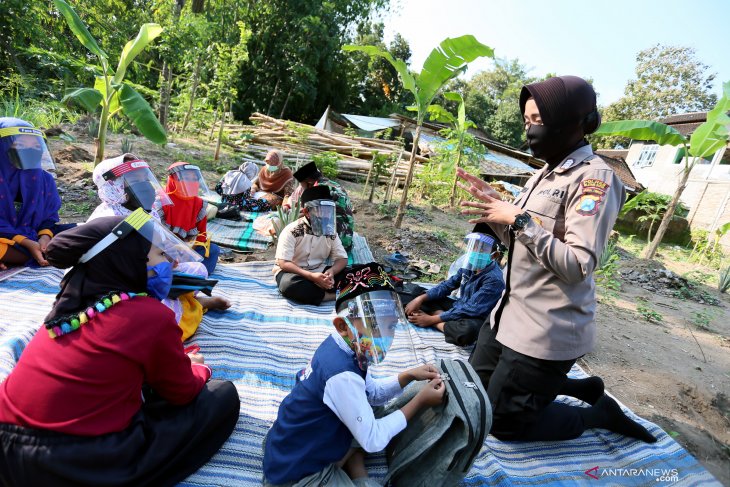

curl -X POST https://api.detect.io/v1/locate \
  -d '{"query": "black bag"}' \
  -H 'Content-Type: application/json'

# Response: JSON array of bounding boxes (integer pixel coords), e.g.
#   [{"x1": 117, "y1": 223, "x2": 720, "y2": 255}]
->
[{"x1": 380, "y1": 358, "x2": 491, "y2": 486}]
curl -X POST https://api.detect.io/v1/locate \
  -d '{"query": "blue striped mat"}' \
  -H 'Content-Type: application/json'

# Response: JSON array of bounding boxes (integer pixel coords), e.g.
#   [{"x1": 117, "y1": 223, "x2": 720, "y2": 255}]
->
[{"x1": 0, "y1": 261, "x2": 720, "y2": 486}]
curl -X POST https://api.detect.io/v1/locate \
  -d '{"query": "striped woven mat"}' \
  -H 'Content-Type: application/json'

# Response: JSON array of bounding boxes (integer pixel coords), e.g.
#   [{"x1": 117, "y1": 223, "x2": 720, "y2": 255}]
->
[{"x1": 0, "y1": 257, "x2": 720, "y2": 486}]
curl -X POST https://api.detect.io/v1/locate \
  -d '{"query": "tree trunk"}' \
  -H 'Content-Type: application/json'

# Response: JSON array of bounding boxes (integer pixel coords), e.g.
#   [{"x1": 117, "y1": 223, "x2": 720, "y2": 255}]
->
[
  {"x1": 214, "y1": 100, "x2": 227, "y2": 161},
  {"x1": 208, "y1": 105, "x2": 219, "y2": 141},
  {"x1": 279, "y1": 85, "x2": 294, "y2": 119},
  {"x1": 158, "y1": 61, "x2": 172, "y2": 129},
  {"x1": 449, "y1": 134, "x2": 465, "y2": 206},
  {"x1": 369, "y1": 167, "x2": 381, "y2": 203},
  {"x1": 385, "y1": 148, "x2": 404, "y2": 204},
  {"x1": 180, "y1": 55, "x2": 203, "y2": 133},
  {"x1": 94, "y1": 84, "x2": 113, "y2": 165},
  {"x1": 266, "y1": 78, "x2": 280, "y2": 116},
  {"x1": 394, "y1": 124, "x2": 422, "y2": 228},
  {"x1": 362, "y1": 160, "x2": 374, "y2": 198},
  {"x1": 643, "y1": 158, "x2": 694, "y2": 259}
]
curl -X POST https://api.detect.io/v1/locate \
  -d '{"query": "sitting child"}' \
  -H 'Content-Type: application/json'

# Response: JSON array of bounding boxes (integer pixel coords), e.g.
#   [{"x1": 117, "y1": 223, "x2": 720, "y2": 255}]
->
[
  {"x1": 0, "y1": 117, "x2": 75, "y2": 269},
  {"x1": 273, "y1": 185, "x2": 348, "y2": 305},
  {"x1": 89, "y1": 156, "x2": 230, "y2": 338},
  {"x1": 162, "y1": 162, "x2": 221, "y2": 275},
  {"x1": 404, "y1": 223, "x2": 505, "y2": 346},
  {"x1": 263, "y1": 262, "x2": 445, "y2": 486}
]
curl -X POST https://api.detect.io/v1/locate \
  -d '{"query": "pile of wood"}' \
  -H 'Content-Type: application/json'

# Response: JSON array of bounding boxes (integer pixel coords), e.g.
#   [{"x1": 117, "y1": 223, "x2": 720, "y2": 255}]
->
[{"x1": 216, "y1": 113, "x2": 426, "y2": 182}]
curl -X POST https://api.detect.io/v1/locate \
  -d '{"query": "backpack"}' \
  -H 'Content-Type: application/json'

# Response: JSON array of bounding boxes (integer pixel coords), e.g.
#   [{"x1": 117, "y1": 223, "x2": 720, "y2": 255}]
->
[{"x1": 380, "y1": 358, "x2": 491, "y2": 486}]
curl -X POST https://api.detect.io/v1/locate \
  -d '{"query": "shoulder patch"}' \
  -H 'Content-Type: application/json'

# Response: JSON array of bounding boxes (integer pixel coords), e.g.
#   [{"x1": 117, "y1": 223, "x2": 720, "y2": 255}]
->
[{"x1": 575, "y1": 178, "x2": 610, "y2": 216}]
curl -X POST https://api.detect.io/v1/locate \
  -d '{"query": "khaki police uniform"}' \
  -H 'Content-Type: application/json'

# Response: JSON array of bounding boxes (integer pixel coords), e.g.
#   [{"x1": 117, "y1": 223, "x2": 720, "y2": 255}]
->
[{"x1": 469, "y1": 144, "x2": 626, "y2": 440}]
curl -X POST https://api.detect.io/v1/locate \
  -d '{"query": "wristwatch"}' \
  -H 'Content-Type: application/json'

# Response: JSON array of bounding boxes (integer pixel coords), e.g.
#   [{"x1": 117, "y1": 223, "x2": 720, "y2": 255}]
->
[{"x1": 512, "y1": 212, "x2": 532, "y2": 231}]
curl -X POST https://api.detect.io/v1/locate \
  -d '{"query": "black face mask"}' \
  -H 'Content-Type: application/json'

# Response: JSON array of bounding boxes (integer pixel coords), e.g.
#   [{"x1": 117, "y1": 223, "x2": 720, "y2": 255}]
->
[
  {"x1": 124, "y1": 181, "x2": 157, "y2": 211},
  {"x1": 526, "y1": 124, "x2": 565, "y2": 162}
]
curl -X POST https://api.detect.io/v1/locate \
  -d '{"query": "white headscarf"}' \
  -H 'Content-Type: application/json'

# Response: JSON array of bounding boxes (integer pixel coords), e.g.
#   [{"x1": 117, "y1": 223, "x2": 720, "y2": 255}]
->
[
  {"x1": 220, "y1": 161, "x2": 259, "y2": 195},
  {"x1": 87, "y1": 153, "x2": 163, "y2": 222}
]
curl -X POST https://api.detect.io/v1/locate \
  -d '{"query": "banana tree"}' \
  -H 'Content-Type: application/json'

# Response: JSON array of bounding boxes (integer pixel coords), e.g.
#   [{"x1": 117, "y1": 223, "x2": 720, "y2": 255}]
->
[
  {"x1": 54, "y1": 0, "x2": 166, "y2": 164},
  {"x1": 595, "y1": 81, "x2": 730, "y2": 259},
  {"x1": 343, "y1": 36, "x2": 493, "y2": 228}
]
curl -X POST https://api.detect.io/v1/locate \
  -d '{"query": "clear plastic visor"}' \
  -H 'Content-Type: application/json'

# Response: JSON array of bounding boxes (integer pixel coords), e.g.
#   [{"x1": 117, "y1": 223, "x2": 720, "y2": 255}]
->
[
  {"x1": 168, "y1": 165, "x2": 215, "y2": 200},
  {"x1": 2, "y1": 130, "x2": 56, "y2": 172},
  {"x1": 137, "y1": 217, "x2": 203, "y2": 265},
  {"x1": 115, "y1": 167, "x2": 174, "y2": 210},
  {"x1": 340, "y1": 290, "x2": 411, "y2": 366},
  {"x1": 462, "y1": 232, "x2": 495, "y2": 271},
  {"x1": 305, "y1": 199, "x2": 336, "y2": 236}
]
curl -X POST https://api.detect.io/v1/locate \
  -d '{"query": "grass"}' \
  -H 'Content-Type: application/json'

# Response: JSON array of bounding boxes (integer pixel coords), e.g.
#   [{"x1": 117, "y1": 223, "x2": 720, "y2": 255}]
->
[
  {"x1": 0, "y1": 95, "x2": 81, "y2": 128},
  {"x1": 636, "y1": 297, "x2": 663, "y2": 323}
]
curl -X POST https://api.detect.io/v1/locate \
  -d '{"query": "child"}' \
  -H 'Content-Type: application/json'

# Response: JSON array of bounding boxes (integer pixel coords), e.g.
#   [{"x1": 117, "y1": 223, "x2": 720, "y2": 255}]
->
[
  {"x1": 274, "y1": 185, "x2": 348, "y2": 305},
  {"x1": 405, "y1": 223, "x2": 506, "y2": 346},
  {"x1": 263, "y1": 262, "x2": 445, "y2": 486},
  {"x1": 0, "y1": 117, "x2": 75, "y2": 269},
  {"x1": 162, "y1": 162, "x2": 221, "y2": 275}
]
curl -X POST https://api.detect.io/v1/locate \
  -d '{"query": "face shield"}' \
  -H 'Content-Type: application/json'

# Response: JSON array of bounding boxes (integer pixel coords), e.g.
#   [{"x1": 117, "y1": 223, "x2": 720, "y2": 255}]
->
[
  {"x1": 461, "y1": 232, "x2": 496, "y2": 272},
  {"x1": 339, "y1": 290, "x2": 414, "y2": 371},
  {"x1": 102, "y1": 160, "x2": 172, "y2": 212},
  {"x1": 0, "y1": 126, "x2": 56, "y2": 172},
  {"x1": 168, "y1": 164, "x2": 216, "y2": 201},
  {"x1": 304, "y1": 199, "x2": 336, "y2": 236},
  {"x1": 79, "y1": 208, "x2": 203, "y2": 265}
]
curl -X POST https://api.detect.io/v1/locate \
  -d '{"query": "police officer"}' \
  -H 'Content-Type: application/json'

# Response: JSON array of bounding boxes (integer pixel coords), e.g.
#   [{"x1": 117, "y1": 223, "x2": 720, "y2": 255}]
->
[{"x1": 457, "y1": 75, "x2": 656, "y2": 443}]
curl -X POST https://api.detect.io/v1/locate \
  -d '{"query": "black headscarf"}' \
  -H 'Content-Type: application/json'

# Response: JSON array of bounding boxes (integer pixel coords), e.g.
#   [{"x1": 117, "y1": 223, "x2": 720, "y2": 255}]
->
[
  {"x1": 44, "y1": 216, "x2": 151, "y2": 322},
  {"x1": 519, "y1": 75, "x2": 601, "y2": 166}
]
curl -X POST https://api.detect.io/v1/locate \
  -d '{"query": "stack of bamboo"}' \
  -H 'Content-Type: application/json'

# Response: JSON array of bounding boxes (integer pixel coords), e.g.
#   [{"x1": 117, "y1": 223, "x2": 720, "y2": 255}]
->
[{"x1": 217, "y1": 113, "x2": 426, "y2": 182}]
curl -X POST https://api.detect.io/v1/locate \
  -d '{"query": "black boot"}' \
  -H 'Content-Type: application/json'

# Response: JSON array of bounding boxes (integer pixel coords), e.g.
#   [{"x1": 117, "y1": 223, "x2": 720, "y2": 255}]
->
[{"x1": 579, "y1": 395, "x2": 657, "y2": 443}]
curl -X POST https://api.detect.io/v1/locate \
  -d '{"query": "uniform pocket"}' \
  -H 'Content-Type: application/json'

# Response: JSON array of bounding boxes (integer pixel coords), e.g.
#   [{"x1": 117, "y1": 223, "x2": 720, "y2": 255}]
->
[{"x1": 525, "y1": 198, "x2": 564, "y2": 237}]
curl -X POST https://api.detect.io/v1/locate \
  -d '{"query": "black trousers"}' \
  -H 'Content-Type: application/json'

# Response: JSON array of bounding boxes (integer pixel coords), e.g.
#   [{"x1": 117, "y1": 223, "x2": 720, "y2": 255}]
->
[
  {"x1": 276, "y1": 267, "x2": 343, "y2": 306},
  {"x1": 0, "y1": 380, "x2": 240, "y2": 487},
  {"x1": 470, "y1": 324, "x2": 586, "y2": 441},
  {"x1": 399, "y1": 292, "x2": 485, "y2": 347}
]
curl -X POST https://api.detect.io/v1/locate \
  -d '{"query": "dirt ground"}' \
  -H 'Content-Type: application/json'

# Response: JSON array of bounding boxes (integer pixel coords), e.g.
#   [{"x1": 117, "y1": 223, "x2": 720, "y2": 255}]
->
[{"x1": 47, "y1": 127, "x2": 730, "y2": 485}]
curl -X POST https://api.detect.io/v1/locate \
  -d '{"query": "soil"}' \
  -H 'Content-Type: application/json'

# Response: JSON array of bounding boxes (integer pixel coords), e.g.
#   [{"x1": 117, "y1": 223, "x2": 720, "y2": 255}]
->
[{"x1": 46, "y1": 125, "x2": 730, "y2": 485}]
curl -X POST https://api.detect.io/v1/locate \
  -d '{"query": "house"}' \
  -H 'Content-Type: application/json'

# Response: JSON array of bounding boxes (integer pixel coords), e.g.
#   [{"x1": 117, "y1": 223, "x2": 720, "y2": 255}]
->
[
  {"x1": 593, "y1": 150, "x2": 645, "y2": 196},
  {"x1": 623, "y1": 112, "x2": 730, "y2": 248}
]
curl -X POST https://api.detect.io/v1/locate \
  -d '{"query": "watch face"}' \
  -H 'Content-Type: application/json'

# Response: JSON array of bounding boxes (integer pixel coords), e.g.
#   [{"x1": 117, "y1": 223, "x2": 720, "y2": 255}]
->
[{"x1": 515, "y1": 213, "x2": 530, "y2": 228}]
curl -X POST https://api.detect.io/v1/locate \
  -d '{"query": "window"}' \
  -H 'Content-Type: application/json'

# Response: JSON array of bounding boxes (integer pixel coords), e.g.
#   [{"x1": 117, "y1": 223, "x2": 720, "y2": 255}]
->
[{"x1": 635, "y1": 144, "x2": 659, "y2": 167}]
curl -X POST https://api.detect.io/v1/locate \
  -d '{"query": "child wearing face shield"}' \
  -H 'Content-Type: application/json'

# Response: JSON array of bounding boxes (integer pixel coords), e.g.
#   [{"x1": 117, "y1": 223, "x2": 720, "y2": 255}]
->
[
  {"x1": 0, "y1": 118, "x2": 76, "y2": 270},
  {"x1": 273, "y1": 185, "x2": 349, "y2": 305},
  {"x1": 404, "y1": 223, "x2": 506, "y2": 346},
  {"x1": 263, "y1": 263, "x2": 445, "y2": 486}
]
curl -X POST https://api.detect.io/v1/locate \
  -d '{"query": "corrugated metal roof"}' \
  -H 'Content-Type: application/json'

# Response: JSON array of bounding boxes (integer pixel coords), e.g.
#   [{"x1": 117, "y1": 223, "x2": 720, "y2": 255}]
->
[{"x1": 341, "y1": 114, "x2": 401, "y2": 132}]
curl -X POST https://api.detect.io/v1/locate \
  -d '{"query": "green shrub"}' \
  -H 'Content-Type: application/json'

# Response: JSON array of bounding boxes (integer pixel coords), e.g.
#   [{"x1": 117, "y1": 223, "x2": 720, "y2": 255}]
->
[
  {"x1": 719, "y1": 266, "x2": 730, "y2": 293},
  {"x1": 312, "y1": 151, "x2": 340, "y2": 179}
]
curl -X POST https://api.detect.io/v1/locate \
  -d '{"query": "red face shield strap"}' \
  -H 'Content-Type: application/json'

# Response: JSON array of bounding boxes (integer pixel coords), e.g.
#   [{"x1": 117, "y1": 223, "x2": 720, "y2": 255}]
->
[{"x1": 102, "y1": 160, "x2": 150, "y2": 181}]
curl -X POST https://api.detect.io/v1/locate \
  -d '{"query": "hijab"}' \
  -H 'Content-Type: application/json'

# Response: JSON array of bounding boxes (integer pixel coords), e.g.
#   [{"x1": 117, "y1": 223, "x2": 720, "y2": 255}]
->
[
  {"x1": 220, "y1": 161, "x2": 258, "y2": 195},
  {"x1": 44, "y1": 216, "x2": 151, "y2": 323},
  {"x1": 87, "y1": 154, "x2": 163, "y2": 222},
  {"x1": 163, "y1": 163, "x2": 204, "y2": 234},
  {"x1": 519, "y1": 76, "x2": 601, "y2": 166},
  {"x1": 0, "y1": 117, "x2": 62, "y2": 239},
  {"x1": 257, "y1": 150, "x2": 293, "y2": 193}
]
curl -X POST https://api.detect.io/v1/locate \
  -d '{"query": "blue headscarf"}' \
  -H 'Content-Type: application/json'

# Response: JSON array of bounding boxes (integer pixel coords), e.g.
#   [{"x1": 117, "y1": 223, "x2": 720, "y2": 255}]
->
[{"x1": 0, "y1": 117, "x2": 62, "y2": 239}]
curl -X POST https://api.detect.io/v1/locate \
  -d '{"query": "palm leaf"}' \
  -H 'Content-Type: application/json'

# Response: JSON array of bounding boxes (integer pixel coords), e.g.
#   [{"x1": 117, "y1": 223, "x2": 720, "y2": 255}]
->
[{"x1": 594, "y1": 120, "x2": 687, "y2": 146}]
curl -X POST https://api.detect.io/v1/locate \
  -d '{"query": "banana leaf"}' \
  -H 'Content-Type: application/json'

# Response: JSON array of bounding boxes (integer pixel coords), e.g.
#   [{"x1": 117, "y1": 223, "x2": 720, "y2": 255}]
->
[
  {"x1": 52, "y1": 0, "x2": 107, "y2": 60},
  {"x1": 594, "y1": 120, "x2": 687, "y2": 146},
  {"x1": 118, "y1": 83, "x2": 166, "y2": 144},
  {"x1": 114, "y1": 23, "x2": 163, "y2": 85}
]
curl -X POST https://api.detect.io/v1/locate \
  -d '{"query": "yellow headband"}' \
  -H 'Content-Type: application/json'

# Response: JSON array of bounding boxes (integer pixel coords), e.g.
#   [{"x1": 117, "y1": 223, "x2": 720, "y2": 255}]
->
[{"x1": 0, "y1": 126, "x2": 46, "y2": 139}]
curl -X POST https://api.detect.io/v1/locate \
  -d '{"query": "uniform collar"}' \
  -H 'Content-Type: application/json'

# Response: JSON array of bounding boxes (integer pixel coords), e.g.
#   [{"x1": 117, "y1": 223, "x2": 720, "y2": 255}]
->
[
  {"x1": 332, "y1": 331, "x2": 355, "y2": 356},
  {"x1": 551, "y1": 144, "x2": 595, "y2": 174}
]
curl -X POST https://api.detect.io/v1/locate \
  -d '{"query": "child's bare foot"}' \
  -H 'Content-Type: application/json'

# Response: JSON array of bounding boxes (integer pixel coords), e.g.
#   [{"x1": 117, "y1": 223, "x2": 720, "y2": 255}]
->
[
  {"x1": 343, "y1": 448, "x2": 368, "y2": 480},
  {"x1": 197, "y1": 296, "x2": 231, "y2": 310}
]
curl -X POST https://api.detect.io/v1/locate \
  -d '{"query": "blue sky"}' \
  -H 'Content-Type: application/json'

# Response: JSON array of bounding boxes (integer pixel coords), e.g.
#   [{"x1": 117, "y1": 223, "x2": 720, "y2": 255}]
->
[{"x1": 381, "y1": 0, "x2": 730, "y2": 106}]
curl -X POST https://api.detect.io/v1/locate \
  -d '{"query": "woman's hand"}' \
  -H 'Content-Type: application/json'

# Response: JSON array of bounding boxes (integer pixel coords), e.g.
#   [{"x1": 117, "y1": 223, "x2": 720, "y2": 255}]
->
[
  {"x1": 188, "y1": 352, "x2": 205, "y2": 364},
  {"x1": 456, "y1": 167, "x2": 501, "y2": 201},
  {"x1": 20, "y1": 239, "x2": 48, "y2": 266},
  {"x1": 408, "y1": 363, "x2": 440, "y2": 381},
  {"x1": 461, "y1": 194, "x2": 523, "y2": 226}
]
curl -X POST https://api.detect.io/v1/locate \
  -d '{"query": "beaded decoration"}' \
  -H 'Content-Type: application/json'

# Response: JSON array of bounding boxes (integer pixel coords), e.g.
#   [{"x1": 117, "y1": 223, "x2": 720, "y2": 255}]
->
[{"x1": 44, "y1": 291, "x2": 147, "y2": 339}]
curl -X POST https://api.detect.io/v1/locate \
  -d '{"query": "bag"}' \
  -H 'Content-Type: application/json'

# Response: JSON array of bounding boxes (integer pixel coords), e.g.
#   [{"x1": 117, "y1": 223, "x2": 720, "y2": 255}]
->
[{"x1": 380, "y1": 358, "x2": 491, "y2": 486}]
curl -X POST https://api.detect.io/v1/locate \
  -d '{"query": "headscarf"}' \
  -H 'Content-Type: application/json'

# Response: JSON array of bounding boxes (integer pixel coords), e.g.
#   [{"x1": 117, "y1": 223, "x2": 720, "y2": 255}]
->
[
  {"x1": 87, "y1": 154, "x2": 163, "y2": 222},
  {"x1": 519, "y1": 76, "x2": 600, "y2": 165},
  {"x1": 219, "y1": 161, "x2": 259, "y2": 195},
  {"x1": 163, "y1": 162, "x2": 204, "y2": 235},
  {"x1": 0, "y1": 117, "x2": 62, "y2": 239},
  {"x1": 257, "y1": 150, "x2": 293, "y2": 194},
  {"x1": 44, "y1": 216, "x2": 151, "y2": 323}
]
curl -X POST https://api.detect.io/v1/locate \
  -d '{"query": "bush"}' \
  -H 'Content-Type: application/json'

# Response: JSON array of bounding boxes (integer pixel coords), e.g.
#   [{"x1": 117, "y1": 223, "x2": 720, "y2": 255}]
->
[
  {"x1": 0, "y1": 94, "x2": 81, "y2": 128},
  {"x1": 311, "y1": 151, "x2": 340, "y2": 179},
  {"x1": 719, "y1": 267, "x2": 730, "y2": 293}
]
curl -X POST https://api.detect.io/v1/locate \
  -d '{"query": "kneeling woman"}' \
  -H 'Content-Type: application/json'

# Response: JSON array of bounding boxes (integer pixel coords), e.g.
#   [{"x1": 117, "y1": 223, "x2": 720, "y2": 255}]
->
[{"x1": 0, "y1": 212, "x2": 240, "y2": 486}]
